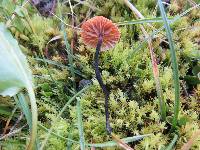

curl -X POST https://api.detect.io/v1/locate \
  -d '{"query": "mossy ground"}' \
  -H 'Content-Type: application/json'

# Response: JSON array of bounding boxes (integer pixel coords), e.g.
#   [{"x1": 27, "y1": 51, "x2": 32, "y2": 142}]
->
[{"x1": 0, "y1": 0, "x2": 200, "y2": 149}]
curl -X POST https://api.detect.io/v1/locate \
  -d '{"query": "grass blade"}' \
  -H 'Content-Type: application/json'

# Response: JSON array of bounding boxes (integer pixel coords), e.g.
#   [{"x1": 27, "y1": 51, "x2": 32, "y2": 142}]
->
[
  {"x1": 117, "y1": 17, "x2": 173, "y2": 26},
  {"x1": 77, "y1": 98, "x2": 85, "y2": 150},
  {"x1": 16, "y1": 93, "x2": 40, "y2": 149},
  {"x1": 16, "y1": 93, "x2": 32, "y2": 128},
  {"x1": 87, "y1": 134, "x2": 152, "y2": 147},
  {"x1": 158, "y1": 0, "x2": 180, "y2": 129},
  {"x1": 40, "y1": 85, "x2": 90, "y2": 150},
  {"x1": 39, "y1": 123, "x2": 151, "y2": 148},
  {"x1": 124, "y1": 0, "x2": 166, "y2": 120},
  {"x1": 66, "y1": 128, "x2": 73, "y2": 150},
  {"x1": 165, "y1": 134, "x2": 178, "y2": 150},
  {"x1": 34, "y1": 58, "x2": 86, "y2": 78},
  {"x1": 57, "y1": 0, "x2": 76, "y2": 91},
  {"x1": 128, "y1": 4, "x2": 200, "y2": 58}
]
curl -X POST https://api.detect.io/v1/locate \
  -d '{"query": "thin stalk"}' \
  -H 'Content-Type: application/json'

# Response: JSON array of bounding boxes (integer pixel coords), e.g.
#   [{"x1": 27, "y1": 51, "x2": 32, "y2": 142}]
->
[
  {"x1": 158, "y1": 0, "x2": 180, "y2": 129},
  {"x1": 94, "y1": 37, "x2": 112, "y2": 134}
]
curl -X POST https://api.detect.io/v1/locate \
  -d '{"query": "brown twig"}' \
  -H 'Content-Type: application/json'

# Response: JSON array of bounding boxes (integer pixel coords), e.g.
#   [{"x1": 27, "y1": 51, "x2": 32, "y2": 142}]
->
[
  {"x1": 0, "y1": 125, "x2": 27, "y2": 140},
  {"x1": 9, "y1": 112, "x2": 24, "y2": 133},
  {"x1": 181, "y1": 130, "x2": 200, "y2": 150},
  {"x1": 2, "y1": 106, "x2": 18, "y2": 135},
  {"x1": 111, "y1": 133, "x2": 134, "y2": 150}
]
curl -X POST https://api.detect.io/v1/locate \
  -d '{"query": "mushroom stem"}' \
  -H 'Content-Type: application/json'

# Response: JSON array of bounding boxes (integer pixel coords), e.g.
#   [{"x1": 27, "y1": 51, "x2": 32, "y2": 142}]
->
[{"x1": 94, "y1": 37, "x2": 112, "y2": 134}]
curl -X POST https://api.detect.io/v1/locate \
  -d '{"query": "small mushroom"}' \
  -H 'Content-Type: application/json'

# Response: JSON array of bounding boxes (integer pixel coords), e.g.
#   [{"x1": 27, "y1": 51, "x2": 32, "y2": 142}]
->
[{"x1": 81, "y1": 16, "x2": 120, "y2": 134}]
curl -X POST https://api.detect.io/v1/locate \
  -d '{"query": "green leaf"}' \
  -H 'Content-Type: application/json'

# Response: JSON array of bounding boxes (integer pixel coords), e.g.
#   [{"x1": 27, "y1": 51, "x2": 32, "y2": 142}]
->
[
  {"x1": 0, "y1": 23, "x2": 31, "y2": 96},
  {"x1": 0, "y1": 23, "x2": 37, "y2": 150}
]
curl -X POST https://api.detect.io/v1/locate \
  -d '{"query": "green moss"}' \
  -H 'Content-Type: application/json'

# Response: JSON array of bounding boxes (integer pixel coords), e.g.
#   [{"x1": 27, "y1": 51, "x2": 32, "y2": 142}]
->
[{"x1": 0, "y1": 0, "x2": 200, "y2": 149}]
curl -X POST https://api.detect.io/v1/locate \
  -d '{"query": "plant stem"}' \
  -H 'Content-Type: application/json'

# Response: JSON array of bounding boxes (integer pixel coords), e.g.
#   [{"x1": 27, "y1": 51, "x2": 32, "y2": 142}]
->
[{"x1": 94, "y1": 37, "x2": 112, "y2": 134}]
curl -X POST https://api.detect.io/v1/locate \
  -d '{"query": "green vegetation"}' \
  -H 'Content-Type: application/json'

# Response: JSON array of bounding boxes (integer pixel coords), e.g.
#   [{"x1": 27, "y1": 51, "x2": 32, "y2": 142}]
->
[{"x1": 0, "y1": 0, "x2": 199, "y2": 149}]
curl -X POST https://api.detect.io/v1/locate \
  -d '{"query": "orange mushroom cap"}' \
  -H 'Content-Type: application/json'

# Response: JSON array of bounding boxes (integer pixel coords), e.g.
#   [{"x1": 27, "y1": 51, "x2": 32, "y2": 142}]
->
[{"x1": 81, "y1": 16, "x2": 120, "y2": 51}]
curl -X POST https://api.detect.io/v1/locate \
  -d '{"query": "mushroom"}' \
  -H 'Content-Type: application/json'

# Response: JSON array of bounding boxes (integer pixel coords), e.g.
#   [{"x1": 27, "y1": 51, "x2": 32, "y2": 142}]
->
[{"x1": 81, "y1": 16, "x2": 120, "y2": 134}]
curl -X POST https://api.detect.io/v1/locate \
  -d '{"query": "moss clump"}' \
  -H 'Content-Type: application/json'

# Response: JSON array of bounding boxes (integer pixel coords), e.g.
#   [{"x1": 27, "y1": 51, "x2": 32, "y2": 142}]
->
[{"x1": 0, "y1": 0, "x2": 199, "y2": 149}]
